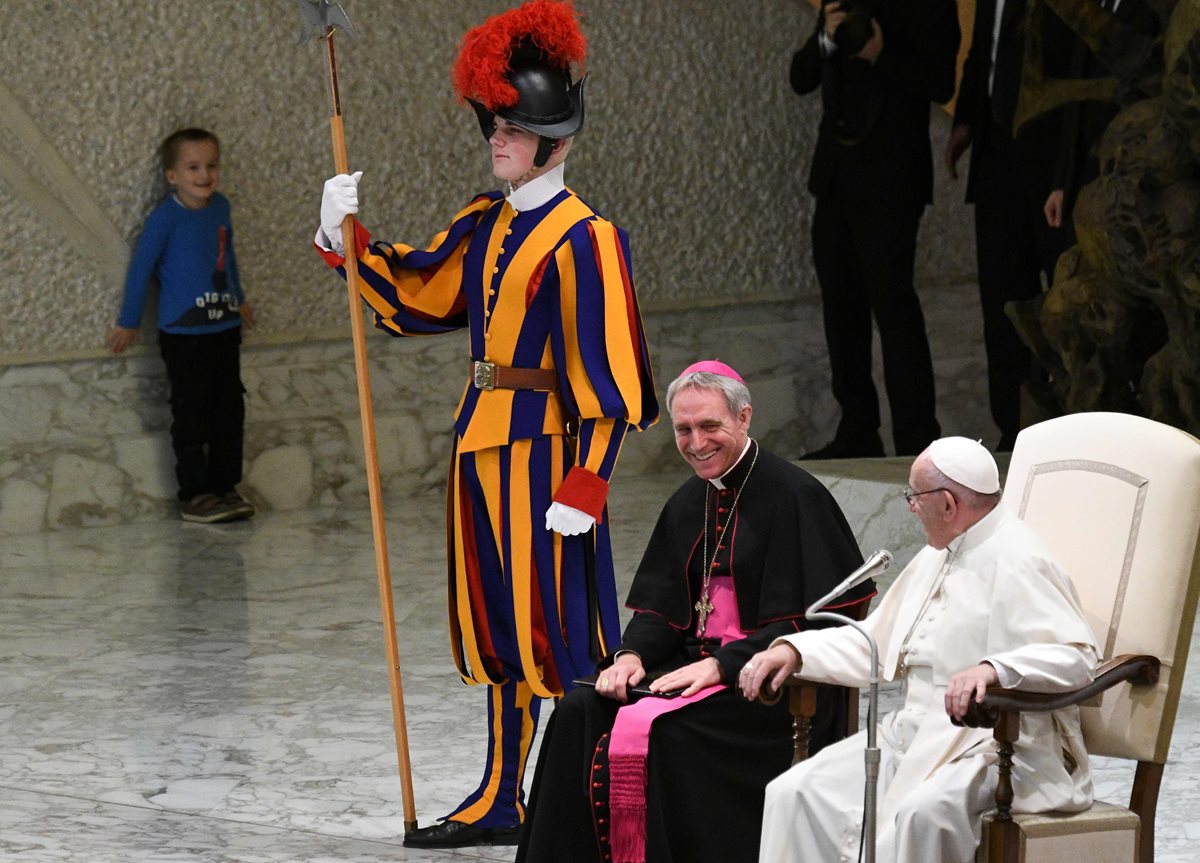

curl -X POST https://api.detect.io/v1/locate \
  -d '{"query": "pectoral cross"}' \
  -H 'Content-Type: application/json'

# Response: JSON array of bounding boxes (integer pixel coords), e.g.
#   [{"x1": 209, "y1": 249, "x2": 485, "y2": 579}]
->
[{"x1": 694, "y1": 592, "x2": 714, "y2": 636}]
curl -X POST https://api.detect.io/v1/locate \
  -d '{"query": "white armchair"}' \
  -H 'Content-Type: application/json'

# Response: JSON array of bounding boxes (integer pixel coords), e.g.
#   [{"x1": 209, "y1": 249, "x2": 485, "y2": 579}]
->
[{"x1": 963, "y1": 412, "x2": 1200, "y2": 863}]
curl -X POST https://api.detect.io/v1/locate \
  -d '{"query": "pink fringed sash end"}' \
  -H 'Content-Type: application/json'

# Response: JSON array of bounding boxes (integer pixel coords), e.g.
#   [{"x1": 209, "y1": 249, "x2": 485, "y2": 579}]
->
[
  {"x1": 609, "y1": 751, "x2": 649, "y2": 863},
  {"x1": 605, "y1": 685, "x2": 724, "y2": 862}
]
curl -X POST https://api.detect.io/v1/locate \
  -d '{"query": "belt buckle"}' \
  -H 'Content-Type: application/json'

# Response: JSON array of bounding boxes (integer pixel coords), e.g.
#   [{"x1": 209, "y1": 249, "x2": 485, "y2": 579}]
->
[{"x1": 473, "y1": 360, "x2": 496, "y2": 391}]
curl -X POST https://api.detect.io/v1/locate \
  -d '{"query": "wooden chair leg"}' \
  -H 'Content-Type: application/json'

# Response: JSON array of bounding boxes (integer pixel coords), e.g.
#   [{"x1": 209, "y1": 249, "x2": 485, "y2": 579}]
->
[
  {"x1": 988, "y1": 711, "x2": 1021, "y2": 863},
  {"x1": 789, "y1": 685, "x2": 817, "y2": 765},
  {"x1": 1131, "y1": 761, "x2": 1163, "y2": 863}
]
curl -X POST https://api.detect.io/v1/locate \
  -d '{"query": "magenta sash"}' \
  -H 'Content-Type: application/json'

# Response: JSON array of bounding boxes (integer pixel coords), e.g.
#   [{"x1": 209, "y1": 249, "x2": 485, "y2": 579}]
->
[{"x1": 607, "y1": 575, "x2": 747, "y2": 862}]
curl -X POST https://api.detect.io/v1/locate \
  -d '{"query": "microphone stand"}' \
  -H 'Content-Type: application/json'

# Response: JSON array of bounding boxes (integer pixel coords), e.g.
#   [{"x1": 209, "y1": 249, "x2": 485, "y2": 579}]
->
[{"x1": 806, "y1": 581, "x2": 880, "y2": 863}]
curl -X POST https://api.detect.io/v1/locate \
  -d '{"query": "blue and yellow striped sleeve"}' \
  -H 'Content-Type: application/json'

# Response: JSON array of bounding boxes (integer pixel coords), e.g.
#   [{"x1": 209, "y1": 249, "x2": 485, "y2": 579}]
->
[
  {"x1": 550, "y1": 217, "x2": 657, "y2": 427},
  {"x1": 550, "y1": 418, "x2": 629, "y2": 521},
  {"x1": 316, "y1": 195, "x2": 494, "y2": 336},
  {"x1": 548, "y1": 217, "x2": 658, "y2": 519}
]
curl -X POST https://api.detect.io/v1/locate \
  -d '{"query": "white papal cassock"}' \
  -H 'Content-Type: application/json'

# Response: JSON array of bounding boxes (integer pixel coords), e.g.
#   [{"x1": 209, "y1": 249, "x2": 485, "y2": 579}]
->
[{"x1": 760, "y1": 504, "x2": 1099, "y2": 863}]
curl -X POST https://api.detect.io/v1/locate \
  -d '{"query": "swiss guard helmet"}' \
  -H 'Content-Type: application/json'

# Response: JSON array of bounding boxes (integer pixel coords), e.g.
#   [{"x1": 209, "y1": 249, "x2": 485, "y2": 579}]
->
[{"x1": 452, "y1": 0, "x2": 588, "y2": 168}]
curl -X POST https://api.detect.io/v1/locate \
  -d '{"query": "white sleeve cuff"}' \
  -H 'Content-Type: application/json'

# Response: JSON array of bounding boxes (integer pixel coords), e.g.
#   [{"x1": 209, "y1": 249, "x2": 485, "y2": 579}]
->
[
  {"x1": 988, "y1": 659, "x2": 1021, "y2": 688},
  {"x1": 315, "y1": 226, "x2": 344, "y2": 255}
]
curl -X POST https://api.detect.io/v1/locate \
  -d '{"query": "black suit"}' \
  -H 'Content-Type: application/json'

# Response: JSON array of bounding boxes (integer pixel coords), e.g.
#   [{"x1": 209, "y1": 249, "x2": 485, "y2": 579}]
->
[
  {"x1": 1053, "y1": 0, "x2": 1161, "y2": 226},
  {"x1": 954, "y1": 0, "x2": 1075, "y2": 444},
  {"x1": 793, "y1": 0, "x2": 959, "y2": 456}
]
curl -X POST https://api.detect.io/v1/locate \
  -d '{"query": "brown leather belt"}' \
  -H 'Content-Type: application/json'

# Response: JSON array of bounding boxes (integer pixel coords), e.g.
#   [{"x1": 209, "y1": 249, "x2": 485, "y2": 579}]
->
[{"x1": 471, "y1": 360, "x2": 558, "y2": 392}]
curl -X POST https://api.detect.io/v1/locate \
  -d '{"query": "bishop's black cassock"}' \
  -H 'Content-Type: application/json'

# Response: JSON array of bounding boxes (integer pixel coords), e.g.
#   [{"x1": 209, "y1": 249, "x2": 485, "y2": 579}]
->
[{"x1": 516, "y1": 441, "x2": 875, "y2": 863}]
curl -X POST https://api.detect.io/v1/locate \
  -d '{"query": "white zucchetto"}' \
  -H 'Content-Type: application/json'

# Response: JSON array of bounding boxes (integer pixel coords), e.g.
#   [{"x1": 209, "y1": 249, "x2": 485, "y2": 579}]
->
[{"x1": 927, "y1": 437, "x2": 1000, "y2": 494}]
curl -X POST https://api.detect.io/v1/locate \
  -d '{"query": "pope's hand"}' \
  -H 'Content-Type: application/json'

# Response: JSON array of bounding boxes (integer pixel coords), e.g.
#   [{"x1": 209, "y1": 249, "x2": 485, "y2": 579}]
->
[
  {"x1": 545, "y1": 502, "x2": 595, "y2": 536},
  {"x1": 320, "y1": 171, "x2": 362, "y2": 250},
  {"x1": 944, "y1": 662, "x2": 999, "y2": 721},
  {"x1": 739, "y1": 644, "x2": 801, "y2": 701}
]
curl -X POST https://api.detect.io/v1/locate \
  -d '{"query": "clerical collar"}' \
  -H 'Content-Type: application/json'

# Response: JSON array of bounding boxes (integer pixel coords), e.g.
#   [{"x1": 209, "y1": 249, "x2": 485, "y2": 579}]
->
[
  {"x1": 709, "y1": 438, "x2": 755, "y2": 491},
  {"x1": 505, "y1": 163, "x2": 566, "y2": 212}
]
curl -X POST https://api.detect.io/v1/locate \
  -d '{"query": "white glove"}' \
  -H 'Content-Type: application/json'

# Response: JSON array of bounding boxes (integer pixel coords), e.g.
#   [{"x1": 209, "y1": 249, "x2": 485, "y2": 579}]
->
[
  {"x1": 545, "y1": 502, "x2": 596, "y2": 536},
  {"x1": 320, "y1": 171, "x2": 362, "y2": 252}
]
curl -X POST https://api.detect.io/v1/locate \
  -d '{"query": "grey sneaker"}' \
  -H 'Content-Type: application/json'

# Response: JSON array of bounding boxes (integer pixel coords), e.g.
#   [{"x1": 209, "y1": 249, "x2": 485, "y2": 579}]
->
[
  {"x1": 180, "y1": 493, "x2": 238, "y2": 524},
  {"x1": 220, "y1": 492, "x2": 256, "y2": 521}
]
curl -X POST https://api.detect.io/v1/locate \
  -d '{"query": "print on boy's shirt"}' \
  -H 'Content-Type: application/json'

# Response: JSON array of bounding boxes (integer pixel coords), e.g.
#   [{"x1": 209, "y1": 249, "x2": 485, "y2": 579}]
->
[
  {"x1": 169, "y1": 287, "x2": 241, "y2": 327},
  {"x1": 167, "y1": 223, "x2": 241, "y2": 327}
]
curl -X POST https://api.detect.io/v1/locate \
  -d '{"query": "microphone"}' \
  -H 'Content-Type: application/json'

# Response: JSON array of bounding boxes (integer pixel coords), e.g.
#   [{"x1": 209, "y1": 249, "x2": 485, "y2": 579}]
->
[
  {"x1": 807, "y1": 549, "x2": 891, "y2": 618},
  {"x1": 803, "y1": 549, "x2": 893, "y2": 863}
]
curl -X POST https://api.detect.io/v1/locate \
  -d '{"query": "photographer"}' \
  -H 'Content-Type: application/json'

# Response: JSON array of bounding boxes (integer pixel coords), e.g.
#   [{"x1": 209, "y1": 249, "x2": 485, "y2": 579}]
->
[{"x1": 792, "y1": 0, "x2": 959, "y2": 460}]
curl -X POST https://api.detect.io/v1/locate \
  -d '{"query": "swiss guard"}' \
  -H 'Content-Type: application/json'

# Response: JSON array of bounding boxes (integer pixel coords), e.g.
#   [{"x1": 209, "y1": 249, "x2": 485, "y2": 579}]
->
[{"x1": 315, "y1": 0, "x2": 658, "y2": 848}]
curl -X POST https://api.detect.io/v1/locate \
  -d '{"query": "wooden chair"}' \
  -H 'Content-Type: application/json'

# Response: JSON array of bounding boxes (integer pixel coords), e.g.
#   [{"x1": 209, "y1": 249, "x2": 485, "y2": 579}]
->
[
  {"x1": 783, "y1": 594, "x2": 871, "y2": 764},
  {"x1": 957, "y1": 412, "x2": 1200, "y2": 863}
]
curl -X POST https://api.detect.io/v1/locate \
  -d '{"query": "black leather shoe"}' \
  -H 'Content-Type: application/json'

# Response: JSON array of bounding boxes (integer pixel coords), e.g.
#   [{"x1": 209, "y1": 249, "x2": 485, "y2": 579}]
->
[
  {"x1": 402, "y1": 819, "x2": 522, "y2": 848},
  {"x1": 800, "y1": 434, "x2": 885, "y2": 460}
]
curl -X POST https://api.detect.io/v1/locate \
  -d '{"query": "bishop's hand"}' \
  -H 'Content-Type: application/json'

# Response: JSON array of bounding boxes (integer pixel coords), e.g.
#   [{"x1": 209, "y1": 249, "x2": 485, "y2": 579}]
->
[
  {"x1": 596, "y1": 653, "x2": 645, "y2": 703},
  {"x1": 649, "y1": 657, "x2": 723, "y2": 698}
]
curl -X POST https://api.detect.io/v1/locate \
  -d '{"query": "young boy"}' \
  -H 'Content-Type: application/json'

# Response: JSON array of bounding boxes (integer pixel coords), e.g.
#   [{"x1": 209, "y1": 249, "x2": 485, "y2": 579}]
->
[
  {"x1": 316, "y1": 0, "x2": 657, "y2": 847},
  {"x1": 109, "y1": 127, "x2": 255, "y2": 524}
]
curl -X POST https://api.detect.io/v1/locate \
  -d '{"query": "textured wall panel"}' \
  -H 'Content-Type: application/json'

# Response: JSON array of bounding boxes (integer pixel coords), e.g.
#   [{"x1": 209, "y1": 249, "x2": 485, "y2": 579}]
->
[{"x1": 0, "y1": 0, "x2": 834, "y2": 361}]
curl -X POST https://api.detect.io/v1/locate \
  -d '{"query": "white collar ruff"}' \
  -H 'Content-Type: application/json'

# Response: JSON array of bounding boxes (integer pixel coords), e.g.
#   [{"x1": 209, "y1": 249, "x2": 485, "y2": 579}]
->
[{"x1": 505, "y1": 163, "x2": 566, "y2": 212}]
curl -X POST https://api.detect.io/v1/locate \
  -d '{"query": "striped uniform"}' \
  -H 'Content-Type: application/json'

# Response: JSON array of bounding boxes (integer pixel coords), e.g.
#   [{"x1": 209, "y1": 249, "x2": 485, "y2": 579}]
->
[{"x1": 319, "y1": 187, "x2": 657, "y2": 828}]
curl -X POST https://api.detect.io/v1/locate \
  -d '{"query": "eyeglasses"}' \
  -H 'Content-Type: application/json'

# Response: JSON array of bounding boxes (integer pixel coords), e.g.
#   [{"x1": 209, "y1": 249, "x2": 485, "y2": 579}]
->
[{"x1": 902, "y1": 486, "x2": 949, "y2": 505}]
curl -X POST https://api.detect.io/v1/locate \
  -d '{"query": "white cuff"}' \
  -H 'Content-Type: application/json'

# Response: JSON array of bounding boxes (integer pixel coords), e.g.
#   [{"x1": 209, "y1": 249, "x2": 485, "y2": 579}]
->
[{"x1": 315, "y1": 226, "x2": 343, "y2": 255}]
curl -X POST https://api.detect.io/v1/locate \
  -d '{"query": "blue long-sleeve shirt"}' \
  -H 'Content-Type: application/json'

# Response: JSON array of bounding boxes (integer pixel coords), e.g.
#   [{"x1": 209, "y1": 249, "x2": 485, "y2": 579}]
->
[{"x1": 118, "y1": 192, "x2": 244, "y2": 334}]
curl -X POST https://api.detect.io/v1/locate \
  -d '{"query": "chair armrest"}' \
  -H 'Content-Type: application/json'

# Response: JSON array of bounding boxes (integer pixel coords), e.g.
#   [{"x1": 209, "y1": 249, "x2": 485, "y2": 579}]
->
[
  {"x1": 765, "y1": 675, "x2": 864, "y2": 765},
  {"x1": 759, "y1": 675, "x2": 840, "y2": 706},
  {"x1": 954, "y1": 653, "x2": 1161, "y2": 728}
]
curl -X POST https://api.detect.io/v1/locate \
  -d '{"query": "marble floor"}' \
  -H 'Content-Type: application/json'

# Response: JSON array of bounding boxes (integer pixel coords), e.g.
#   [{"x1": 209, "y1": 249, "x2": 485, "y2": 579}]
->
[{"x1": 2, "y1": 468, "x2": 1198, "y2": 862}]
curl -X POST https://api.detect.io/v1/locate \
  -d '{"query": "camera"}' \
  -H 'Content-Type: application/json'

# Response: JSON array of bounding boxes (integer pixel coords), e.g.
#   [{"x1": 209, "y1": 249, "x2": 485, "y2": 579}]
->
[{"x1": 827, "y1": 0, "x2": 875, "y2": 56}]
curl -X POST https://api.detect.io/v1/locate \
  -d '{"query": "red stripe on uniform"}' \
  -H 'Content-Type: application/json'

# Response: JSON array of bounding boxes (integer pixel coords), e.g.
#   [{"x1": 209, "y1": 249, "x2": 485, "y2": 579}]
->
[{"x1": 459, "y1": 471, "x2": 500, "y2": 672}]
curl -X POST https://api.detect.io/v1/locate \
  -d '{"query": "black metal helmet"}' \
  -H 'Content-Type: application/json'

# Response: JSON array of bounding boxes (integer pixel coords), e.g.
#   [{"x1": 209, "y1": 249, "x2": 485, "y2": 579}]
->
[{"x1": 453, "y1": 1, "x2": 588, "y2": 167}]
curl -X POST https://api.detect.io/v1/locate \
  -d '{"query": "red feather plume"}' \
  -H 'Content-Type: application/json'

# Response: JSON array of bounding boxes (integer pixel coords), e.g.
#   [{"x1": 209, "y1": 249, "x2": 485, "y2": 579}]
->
[{"x1": 452, "y1": 0, "x2": 587, "y2": 110}]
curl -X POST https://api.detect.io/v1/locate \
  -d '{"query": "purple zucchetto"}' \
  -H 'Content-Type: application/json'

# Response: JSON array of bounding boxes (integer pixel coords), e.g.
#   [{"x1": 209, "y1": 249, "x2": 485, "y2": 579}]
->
[{"x1": 679, "y1": 360, "x2": 744, "y2": 383}]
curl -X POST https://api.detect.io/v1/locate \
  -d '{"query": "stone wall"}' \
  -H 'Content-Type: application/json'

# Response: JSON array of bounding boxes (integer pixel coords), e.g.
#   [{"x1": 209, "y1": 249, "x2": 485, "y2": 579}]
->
[
  {"x1": 0, "y1": 0, "x2": 828, "y2": 359},
  {"x1": 0, "y1": 1, "x2": 989, "y2": 533}
]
